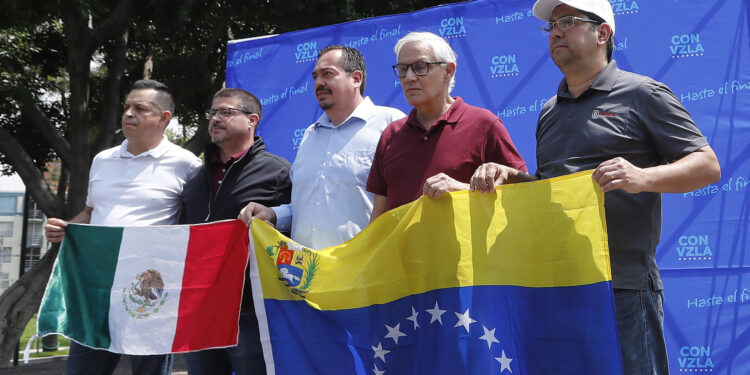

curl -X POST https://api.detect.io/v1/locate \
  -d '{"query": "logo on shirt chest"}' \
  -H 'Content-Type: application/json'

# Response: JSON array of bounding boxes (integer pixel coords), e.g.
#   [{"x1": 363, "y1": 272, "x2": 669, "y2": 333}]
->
[{"x1": 591, "y1": 109, "x2": 617, "y2": 119}]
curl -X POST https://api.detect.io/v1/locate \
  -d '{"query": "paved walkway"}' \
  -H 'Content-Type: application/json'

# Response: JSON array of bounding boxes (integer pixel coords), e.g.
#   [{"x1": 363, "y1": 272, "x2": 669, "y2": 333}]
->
[{"x1": 2, "y1": 353, "x2": 188, "y2": 374}]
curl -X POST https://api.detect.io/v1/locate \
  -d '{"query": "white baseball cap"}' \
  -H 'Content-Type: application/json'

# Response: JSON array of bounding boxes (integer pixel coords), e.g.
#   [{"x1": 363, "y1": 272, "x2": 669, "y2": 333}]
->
[{"x1": 532, "y1": 0, "x2": 616, "y2": 36}]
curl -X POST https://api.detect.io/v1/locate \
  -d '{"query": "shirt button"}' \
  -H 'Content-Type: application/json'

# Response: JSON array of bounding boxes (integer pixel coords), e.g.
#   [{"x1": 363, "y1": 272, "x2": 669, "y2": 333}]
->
[
  {"x1": 423, "y1": 136, "x2": 428, "y2": 141},
  {"x1": 321, "y1": 175, "x2": 326, "y2": 180},
  {"x1": 312, "y1": 228, "x2": 316, "y2": 232},
  {"x1": 221, "y1": 168, "x2": 226, "y2": 172},
  {"x1": 218, "y1": 180, "x2": 222, "y2": 184}
]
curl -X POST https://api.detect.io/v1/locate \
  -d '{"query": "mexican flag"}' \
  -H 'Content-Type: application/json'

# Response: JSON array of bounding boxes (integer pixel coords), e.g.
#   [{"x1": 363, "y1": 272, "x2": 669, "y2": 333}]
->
[{"x1": 36, "y1": 220, "x2": 249, "y2": 355}]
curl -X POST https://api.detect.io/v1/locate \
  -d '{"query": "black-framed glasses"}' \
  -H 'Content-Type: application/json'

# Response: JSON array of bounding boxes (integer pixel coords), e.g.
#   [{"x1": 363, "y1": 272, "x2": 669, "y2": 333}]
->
[
  {"x1": 205, "y1": 107, "x2": 252, "y2": 120},
  {"x1": 392, "y1": 61, "x2": 446, "y2": 78},
  {"x1": 540, "y1": 16, "x2": 598, "y2": 34}
]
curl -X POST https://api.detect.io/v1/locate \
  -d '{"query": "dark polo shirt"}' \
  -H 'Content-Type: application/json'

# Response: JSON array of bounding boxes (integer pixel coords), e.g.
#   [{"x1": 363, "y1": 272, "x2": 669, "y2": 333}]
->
[
  {"x1": 536, "y1": 60, "x2": 708, "y2": 290},
  {"x1": 210, "y1": 148, "x2": 249, "y2": 195},
  {"x1": 367, "y1": 97, "x2": 527, "y2": 210}
]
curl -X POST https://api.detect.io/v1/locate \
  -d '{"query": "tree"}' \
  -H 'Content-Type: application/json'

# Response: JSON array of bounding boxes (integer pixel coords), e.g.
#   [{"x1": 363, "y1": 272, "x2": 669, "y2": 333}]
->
[{"x1": 0, "y1": 0, "x2": 459, "y2": 363}]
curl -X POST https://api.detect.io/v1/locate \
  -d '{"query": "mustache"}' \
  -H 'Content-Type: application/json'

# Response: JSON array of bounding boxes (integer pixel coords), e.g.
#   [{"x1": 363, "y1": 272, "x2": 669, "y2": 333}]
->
[{"x1": 316, "y1": 86, "x2": 332, "y2": 94}]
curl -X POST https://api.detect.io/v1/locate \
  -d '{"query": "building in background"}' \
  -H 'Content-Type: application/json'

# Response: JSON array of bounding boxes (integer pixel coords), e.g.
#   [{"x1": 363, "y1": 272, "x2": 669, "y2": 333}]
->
[{"x1": 0, "y1": 174, "x2": 50, "y2": 294}]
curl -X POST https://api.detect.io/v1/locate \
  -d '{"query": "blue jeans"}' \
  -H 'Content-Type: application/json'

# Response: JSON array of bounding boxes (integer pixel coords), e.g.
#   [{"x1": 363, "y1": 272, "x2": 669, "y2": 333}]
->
[
  {"x1": 185, "y1": 312, "x2": 267, "y2": 375},
  {"x1": 66, "y1": 341, "x2": 173, "y2": 375},
  {"x1": 614, "y1": 286, "x2": 670, "y2": 375}
]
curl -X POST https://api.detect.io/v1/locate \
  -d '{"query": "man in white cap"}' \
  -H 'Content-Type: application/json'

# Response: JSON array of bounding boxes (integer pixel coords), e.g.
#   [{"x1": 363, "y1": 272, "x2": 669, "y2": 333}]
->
[{"x1": 470, "y1": 1, "x2": 721, "y2": 373}]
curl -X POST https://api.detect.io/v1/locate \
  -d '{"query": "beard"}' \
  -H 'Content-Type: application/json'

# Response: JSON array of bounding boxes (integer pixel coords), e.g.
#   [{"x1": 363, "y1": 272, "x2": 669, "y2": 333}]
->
[
  {"x1": 210, "y1": 134, "x2": 227, "y2": 143},
  {"x1": 316, "y1": 86, "x2": 335, "y2": 110},
  {"x1": 209, "y1": 125, "x2": 228, "y2": 144}
]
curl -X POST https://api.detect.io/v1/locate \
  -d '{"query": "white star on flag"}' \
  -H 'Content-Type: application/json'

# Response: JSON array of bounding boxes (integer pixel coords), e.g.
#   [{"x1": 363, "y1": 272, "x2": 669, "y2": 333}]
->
[
  {"x1": 495, "y1": 350, "x2": 513, "y2": 373},
  {"x1": 454, "y1": 308, "x2": 476, "y2": 333},
  {"x1": 372, "y1": 342, "x2": 390, "y2": 362},
  {"x1": 479, "y1": 325, "x2": 500, "y2": 349},
  {"x1": 384, "y1": 323, "x2": 407, "y2": 345},
  {"x1": 373, "y1": 363, "x2": 385, "y2": 375},
  {"x1": 406, "y1": 306, "x2": 419, "y2": 330},
  {"x1": 426, "y1": 301, "x2": 446, "y2": 325}
]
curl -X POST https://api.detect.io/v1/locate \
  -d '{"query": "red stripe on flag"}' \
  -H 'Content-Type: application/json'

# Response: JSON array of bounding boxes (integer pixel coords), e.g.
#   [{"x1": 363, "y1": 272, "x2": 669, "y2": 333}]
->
[{"x1": 172, "y1": 220, "x2": 249, "y2": 352}]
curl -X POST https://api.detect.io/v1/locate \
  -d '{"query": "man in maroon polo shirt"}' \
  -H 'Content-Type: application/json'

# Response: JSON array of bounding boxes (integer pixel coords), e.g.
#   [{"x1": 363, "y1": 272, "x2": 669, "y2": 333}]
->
[{"x1": 367, "y1": 31, "x2": 527, "y2": 220}]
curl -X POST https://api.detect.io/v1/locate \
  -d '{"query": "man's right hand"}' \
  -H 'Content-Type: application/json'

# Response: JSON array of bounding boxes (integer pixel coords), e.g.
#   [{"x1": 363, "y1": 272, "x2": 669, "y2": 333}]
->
[
  {"x1": 44, "y1": 218, "x2": 68, "y2": 243},
  {"x1": 470, "y1": 162, "x2": 536, "y2": 192},
  {"x1": 238, "y1": 202, "x2": 277, "y2": 227}
]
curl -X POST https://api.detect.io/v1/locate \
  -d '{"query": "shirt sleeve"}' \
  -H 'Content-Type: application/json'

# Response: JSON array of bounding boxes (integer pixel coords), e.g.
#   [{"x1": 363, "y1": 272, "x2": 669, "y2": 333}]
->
[
  {"x1": 637, "y1": 81, "x2": 709, "y2": 162},
  {"x1": 272, "y1": 204, "x2": 292, "y2": 232},
  {"x1": 484, "y1": 117, "x2": 528, "y2": 172},
  {"x1": 85, "y1": 155, "x2": 100, "y2": 208},
  {"x1": 365, "y1": 131, "x2": 389, "y2": 196}
]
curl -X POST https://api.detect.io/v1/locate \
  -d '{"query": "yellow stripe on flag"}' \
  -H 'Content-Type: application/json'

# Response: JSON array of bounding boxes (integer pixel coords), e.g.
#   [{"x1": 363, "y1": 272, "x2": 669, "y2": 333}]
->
[{"x1": 251, "y1": 170, "x2": 610, "y2": 311}]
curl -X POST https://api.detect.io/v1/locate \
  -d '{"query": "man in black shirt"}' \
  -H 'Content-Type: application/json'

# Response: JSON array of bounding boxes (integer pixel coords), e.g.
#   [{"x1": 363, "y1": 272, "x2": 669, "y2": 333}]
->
[{"x1": 181, "y1": 88, "x2": 292, "y2": 375}]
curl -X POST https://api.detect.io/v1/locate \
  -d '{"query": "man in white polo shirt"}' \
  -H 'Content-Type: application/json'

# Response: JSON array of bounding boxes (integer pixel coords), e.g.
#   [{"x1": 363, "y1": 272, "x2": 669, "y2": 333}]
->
[{"x1": 44, "y1": 79, "x2": 201, "y2": 375}]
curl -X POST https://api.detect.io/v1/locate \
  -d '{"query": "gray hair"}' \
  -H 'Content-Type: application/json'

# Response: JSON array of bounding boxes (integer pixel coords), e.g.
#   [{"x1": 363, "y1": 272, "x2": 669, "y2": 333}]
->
[{"x1": 394, "y1": 32, "x2": 457, "y2": 92}]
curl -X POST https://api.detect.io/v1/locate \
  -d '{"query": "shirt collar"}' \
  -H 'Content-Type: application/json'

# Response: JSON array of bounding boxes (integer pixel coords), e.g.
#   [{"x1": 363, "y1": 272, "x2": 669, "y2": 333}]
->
[
  {"x1": 557, "y1": 60, "x2": 619, "y2": 99},
  {"x1": 117, "y1": 135, "x2": 170, "y2": 158},
  {"x1": 210, "y1": 147, "x2": 249, "y2": 166},
  {"x1": 314, "y1": 97, "x2": 375, "y2": 129},
  {"x1": 405, "y1": 96, "x2": 467, "y2": 130}
]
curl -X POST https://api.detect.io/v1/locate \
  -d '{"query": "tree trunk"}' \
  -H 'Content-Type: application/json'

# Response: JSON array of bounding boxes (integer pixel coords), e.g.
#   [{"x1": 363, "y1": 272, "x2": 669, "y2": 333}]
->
[{"x1": 0, "y1": 245, "x2": 59, "y2": 367}]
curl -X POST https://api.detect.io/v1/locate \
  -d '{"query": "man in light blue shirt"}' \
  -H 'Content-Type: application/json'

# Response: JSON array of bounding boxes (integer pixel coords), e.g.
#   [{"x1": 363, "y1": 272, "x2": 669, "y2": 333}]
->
[{"x1": 239, "y1": 46, "x2": 405, "y2": 248}]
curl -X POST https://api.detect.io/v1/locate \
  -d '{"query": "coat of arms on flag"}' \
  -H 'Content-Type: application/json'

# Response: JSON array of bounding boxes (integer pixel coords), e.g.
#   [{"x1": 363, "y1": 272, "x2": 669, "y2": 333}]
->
[
  {"x1": 122, "y1": 269, "x2": 168, "y2": 319},
  {"x1": 268, "y1": 241, "x2": 319, "y2": 296},
  {"x1": 249, "y1": 171, "x2": 623, "y2": 374}
]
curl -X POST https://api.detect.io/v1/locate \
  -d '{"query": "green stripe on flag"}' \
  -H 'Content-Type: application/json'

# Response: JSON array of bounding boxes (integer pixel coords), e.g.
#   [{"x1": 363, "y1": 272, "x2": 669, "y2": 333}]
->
[{"x1": 38, "y1": 224, "x2": 124, "y2": 349}]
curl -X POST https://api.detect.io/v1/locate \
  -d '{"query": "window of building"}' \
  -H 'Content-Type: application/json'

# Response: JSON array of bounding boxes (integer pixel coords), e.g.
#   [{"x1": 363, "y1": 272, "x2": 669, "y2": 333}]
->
[
  {"x1": 0, "y1": 247, "x2": 11, "y2": 263},
  {"x1": 0, "y1": 222, "x2": 13, "y2": 237},
  {"x1": 0, "y1": 197, "x2": 16, "y2": 213},
  {"x1": 27, "y1": 222, "x2": 44, "y2": 247},
  {"x1": 24, "y1": 247, "x2": 41, "y2": 272},
  {"x1": 0, "y1": 272, "x2": 9, "y2": 290}
]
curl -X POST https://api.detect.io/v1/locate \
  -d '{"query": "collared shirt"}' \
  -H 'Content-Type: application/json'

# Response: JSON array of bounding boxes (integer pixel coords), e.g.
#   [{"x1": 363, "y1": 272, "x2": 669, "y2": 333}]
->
[
  {"x1": 272, "y1": 97, "x2": 405, "y2": 249},
  {"x1": 87, "y1": 135, "x2": 202, "y2": 226},
  {"x1": 367, "y1": 97, "x2": 527, "y2": 211},
  {"x1": 210, "y1": 148, "x2": 249, "y2": 196},
  {"x1": 536, "y1": 60, "x2": 708, "y2": 290}
]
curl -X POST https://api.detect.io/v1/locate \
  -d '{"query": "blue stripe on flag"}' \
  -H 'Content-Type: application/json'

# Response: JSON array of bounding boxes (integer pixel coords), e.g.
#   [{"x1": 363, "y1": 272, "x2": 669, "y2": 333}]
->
[{"x1": 264, "y1": 282, "x2": 622, "y2": 374}]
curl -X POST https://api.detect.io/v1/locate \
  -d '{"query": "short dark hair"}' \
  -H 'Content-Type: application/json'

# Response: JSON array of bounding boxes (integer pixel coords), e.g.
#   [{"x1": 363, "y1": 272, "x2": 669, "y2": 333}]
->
[
  {"x1": 213, "y1": 88, "x2": 263, "y2": 122},
  {"x1": 131, "y1": 79, "x2": 175, "y2": 113},
  {"x1": 582, "y1": 11, "x2": 614, "y2": 62},
  {"x1": 318, "y1": 45, "x2": 367, "y2": 95}
]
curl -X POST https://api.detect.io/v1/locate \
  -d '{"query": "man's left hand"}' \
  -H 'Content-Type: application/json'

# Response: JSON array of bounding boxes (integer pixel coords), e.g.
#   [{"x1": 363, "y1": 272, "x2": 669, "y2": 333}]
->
[
  {"x1": 592, "y1": 157, "x2": 648, "y2": 193},
  {"x1": 423, "y1": 173, "x2": 469, "y2": 199}
]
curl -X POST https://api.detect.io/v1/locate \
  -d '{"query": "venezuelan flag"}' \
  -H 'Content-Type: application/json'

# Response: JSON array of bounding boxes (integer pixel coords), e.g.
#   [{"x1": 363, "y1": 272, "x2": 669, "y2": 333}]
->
[{"x1": 249, "y1": 171, "x2": 622, "y2": 374}]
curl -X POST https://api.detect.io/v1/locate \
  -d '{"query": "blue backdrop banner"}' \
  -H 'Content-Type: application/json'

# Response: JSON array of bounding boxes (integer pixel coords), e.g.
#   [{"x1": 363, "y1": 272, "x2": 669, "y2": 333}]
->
[{"x1": 227, "y1": 1, "x2": 750, "y2": 373}]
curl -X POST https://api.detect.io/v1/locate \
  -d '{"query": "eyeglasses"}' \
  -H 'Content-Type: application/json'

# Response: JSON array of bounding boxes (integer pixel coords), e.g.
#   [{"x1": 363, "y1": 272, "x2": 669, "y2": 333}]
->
[
  {"x1": 392, "y1": 61, "x2": 446, "y2": 78},
  {"x1": 541, "y1": 16, "x2": 598, "y2": 34},
  {"x1": 205, "y1": 107, "x2": 252, "y2": 120}
]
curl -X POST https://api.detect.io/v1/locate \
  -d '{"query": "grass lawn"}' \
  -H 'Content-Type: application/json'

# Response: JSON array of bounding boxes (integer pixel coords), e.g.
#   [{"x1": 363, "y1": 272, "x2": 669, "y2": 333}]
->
[{"x1": 20, "y1": 315, "x2": 70, "y2": 358}]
